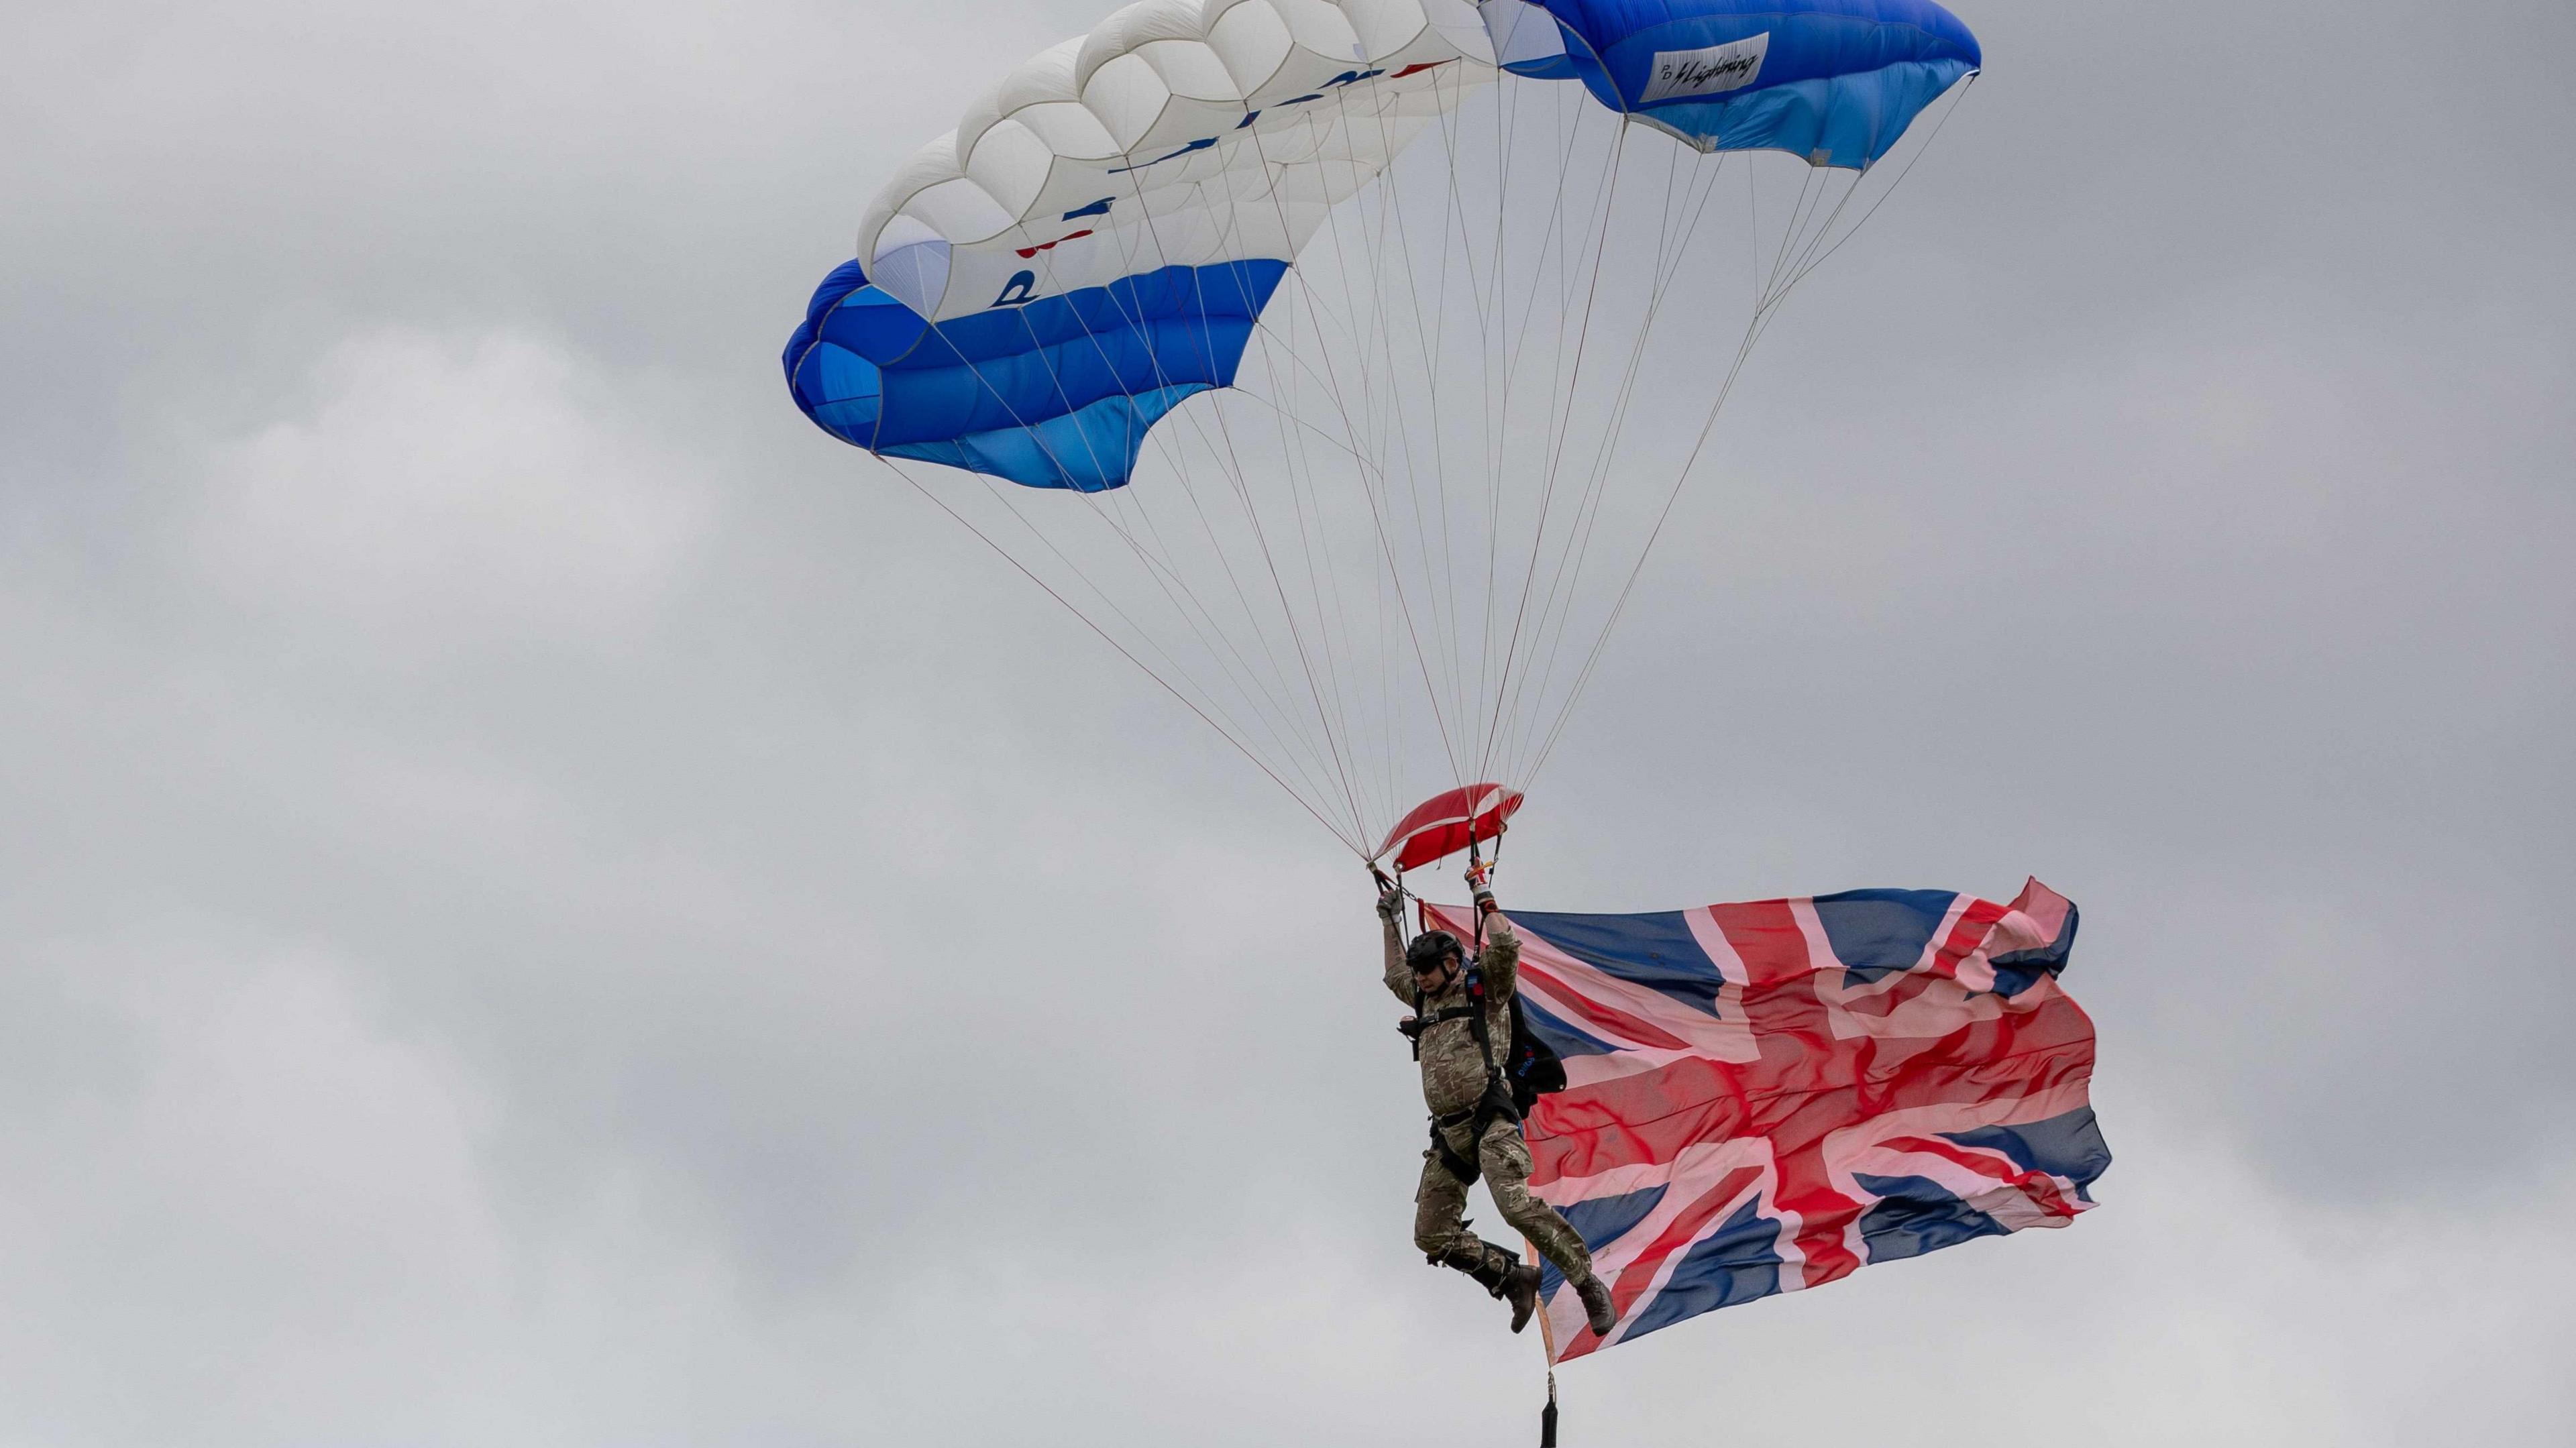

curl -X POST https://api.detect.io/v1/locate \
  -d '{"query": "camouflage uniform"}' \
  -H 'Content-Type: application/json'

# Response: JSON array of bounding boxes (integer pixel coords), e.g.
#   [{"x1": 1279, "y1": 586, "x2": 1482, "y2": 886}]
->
[{"x1": 1385, "y1": 913, "x2": 1599, "y2": 1290}]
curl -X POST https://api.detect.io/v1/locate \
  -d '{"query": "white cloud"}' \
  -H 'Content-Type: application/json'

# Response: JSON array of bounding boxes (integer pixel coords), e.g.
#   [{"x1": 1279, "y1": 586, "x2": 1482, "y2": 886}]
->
[
  {"x1": 193, "y1": 329, "x2": 706, "y2": 636},
  {"x1": 0, "y1": 944, "x2": 513, "y2": 1441}
]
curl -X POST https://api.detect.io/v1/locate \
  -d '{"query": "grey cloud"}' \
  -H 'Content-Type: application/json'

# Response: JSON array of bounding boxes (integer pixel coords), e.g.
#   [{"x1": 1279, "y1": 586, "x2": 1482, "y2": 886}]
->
[{"x1": 5, "y1": 1, "x2": 2573, "y2": 1443}]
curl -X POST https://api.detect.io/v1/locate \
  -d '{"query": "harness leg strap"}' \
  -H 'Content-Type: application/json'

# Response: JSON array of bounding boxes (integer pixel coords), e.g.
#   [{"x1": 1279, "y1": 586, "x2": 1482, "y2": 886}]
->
[
  {"x1": 1429, "y1": 1078, "x2": 1523, "y2": 1184},
  {"x1": 1430, "y1": 1115, "x2": 1482, "y2": 1184}
]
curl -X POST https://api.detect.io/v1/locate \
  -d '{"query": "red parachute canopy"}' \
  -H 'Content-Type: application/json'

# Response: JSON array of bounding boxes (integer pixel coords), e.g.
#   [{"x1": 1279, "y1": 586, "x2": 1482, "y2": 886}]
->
[{"x1": 1375, "y1": 785, "x2": 1524, "y2": 873}]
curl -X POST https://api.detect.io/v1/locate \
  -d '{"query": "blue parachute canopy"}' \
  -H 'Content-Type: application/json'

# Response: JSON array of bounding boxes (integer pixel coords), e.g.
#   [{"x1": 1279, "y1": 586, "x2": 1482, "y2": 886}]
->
[
  {"x1": 1511, "y1": 0, "x2": 1980, "y2": 167},
  {"x1": 784, "y1": 257, "x2": 1283, "y2": 492}
]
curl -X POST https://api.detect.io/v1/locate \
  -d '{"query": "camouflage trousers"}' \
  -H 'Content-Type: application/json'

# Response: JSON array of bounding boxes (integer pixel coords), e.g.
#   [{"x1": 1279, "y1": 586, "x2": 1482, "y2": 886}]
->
[{"x1": 1414, "y1": 1115, "x2": 1596, "y2": 1284}]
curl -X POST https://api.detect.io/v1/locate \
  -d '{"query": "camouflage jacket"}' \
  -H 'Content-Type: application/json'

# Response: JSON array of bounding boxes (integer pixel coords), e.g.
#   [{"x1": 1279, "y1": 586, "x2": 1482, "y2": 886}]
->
[{"x1": 1384, "y1": 914, "x2": 1521, "y2": 1117}]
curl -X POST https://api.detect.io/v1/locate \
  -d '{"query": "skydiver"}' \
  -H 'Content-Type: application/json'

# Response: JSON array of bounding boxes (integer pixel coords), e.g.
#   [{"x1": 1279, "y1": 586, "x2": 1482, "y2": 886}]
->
[{"x1": 1381, "y1": 867, "x2": 1619, "y2": 1339}]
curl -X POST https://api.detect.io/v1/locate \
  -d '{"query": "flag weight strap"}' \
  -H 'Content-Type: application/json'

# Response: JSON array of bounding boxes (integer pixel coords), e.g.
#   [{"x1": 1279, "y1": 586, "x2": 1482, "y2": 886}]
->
[{"x1": 1528, "y1": 1239, "x2": 1559, "y2": 1446}]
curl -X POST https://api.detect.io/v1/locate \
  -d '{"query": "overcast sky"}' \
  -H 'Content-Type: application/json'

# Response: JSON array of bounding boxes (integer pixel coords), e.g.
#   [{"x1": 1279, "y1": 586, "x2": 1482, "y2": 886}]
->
[{"x1": 5, "y1": 2, "x2": 2572, "y2": 1445}]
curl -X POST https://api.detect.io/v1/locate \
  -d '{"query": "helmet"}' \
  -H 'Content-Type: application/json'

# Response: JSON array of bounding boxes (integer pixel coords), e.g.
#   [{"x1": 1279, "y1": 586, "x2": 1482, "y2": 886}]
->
[{"x1": 1405, "y1": 930, "x2": 1465, "y2": 972}]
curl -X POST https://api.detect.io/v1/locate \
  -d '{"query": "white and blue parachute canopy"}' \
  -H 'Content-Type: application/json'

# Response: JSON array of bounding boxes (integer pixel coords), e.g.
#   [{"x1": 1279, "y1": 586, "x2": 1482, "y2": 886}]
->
[
  {"x1": 782, "y1": 1, "x2": 1982, "y2": 858},
  {"x1": 784, "y1": 0, "x2": 1980, "y2": 492}
]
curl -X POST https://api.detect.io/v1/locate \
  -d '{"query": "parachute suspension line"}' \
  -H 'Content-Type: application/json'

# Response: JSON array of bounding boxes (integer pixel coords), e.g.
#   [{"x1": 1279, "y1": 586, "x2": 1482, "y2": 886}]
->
[
  {"x1": 1246, "y1": 274, "x2": 1411, "y2": 830},
  {"x1": 1778, "y1": 72, "x2": 1981, "y2": 295},
  {"x1": 1765, "y1": 165, "x2": 1827, "y2": 301},
  {"x1": 1517, "y1": 82, "x2": 1984, "y2": 791},
  {"x1": 1497, "y1": 135, "x2": 1729, "y2": 785},
  {"x1": 1504, "y1": 142, "x2": 1834, "y2": 793},
  {"x1": 1501, "y1": 110, "x2": 1715, "y2": 784},
  {"x1": 1428, "y1": 65, "x2": 1499, "y2": 775},
  {"x1": 1338, "y1": 79, "x2": 1477, "y2": 807},
  {"x1": 1356, "y1": 88, "x2": 1456, "y2": 825},
  {"x1": 1299, "y1": 101, "x2": 1448, "y2": 804},
  {"x1": 1230, "y1": 256, "x2": 1383, "y2": 796},
  {"x1": 1529, "y1": 100, "x2": 1969, "y2": 787},
  {"x1": 1006, "y1": 227, "x2": 1364, "y2": 834},
  {"x1": 1542, "y1": 137, "x2": 1726, "y2": 715},
  {"x1": 1236, "y1": 115, "x2": 1472, "y2": 806},
  {"x1": 1322, "y1": 95, "x2": 1441, "y2": 824},
  {"x1": 1401, "y1": 60, "x2": 1481, "y2": 823},
  {"x1": 1020, "y1": 281, "x2": 1313, "y2": 765},
  {"x1": 1008, "y1": 162, "x2": 1366, "y2": 842},
  {"x1": 1298, "y1": 110, "x2": 1389, "y2": 469},
  {"x1": 1479, "y1": 80, "x2": 1608, "y2": 780},
  {"x1": 1208, "y1": 289, "x2": 1374, "y2": 840},
  {"x1": 878, "y1": 454, "x2": 1362, "y2": 853},
  {"x1": 1472, "y1": 68, "x2": 1515, "y2": 682},
  {"x1": 1532, "y1": 95, "x2": 1612, "y2": 497},
  {"x1": 1488, "y1": 107, "x2": 1627, "y2": 783},
  {"x1": 1515, "y1": 144, "x2": 1730, "y2": 770},
  {"x1": 1474, "y1": 74, "x2": 1538, "y2": 794},
  {"x1": 1350, "y1": 87, "x2": 1452, "y2": 706},
  {"x1": 1485, "y1": 60, "x2": 1525, "y2": 502},
  {"x1": 1235, "y1": 268, "x2": 1399, "y2": 816},
  {"x1": 1476, "y1": 115, "x2": 1632, "y2": 787},
  {"x1": 1190, "y1": 192, "x2": 1412, "y2": 834},
  {"x1": 1105, "y1": 155, "x2": 1385, "y2": 843},
  {"x1": 1466, "y1": 74, "x2": 1529, "y2": 757},
  {"x1": 1494, "y1": 84, "x2": 1587, "y2": 783},
  {"x1": 1490, "y1": 126, "x2": 1688, "y2": 779},
  {"x1": 950, "y1": 443, "x2": 1354, "y2": 834}
]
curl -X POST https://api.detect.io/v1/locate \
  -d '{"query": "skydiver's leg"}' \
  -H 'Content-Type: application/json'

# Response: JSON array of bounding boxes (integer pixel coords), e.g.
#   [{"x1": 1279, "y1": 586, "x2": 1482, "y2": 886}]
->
[
  {"x1": 1480, "y1": 1119, "x2": 1619, "y2": 1336},
  {"x1": 1413, "y1": 1139, "x2": 1474, "y2": 1264},
  {"x1": 1416, "y1": 1125, "x2": 1523, "y2": 1305},
  {"x1": 1474, "y1": 1119, "x2": 1595, "y2": 1282}
]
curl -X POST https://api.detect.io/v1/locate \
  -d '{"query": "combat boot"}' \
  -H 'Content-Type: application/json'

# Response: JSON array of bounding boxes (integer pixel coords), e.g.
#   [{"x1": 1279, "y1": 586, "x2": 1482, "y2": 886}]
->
[
  {"x1": 1442, "y1": 1239, "x2": 1538, "y2": 1331},
  {"x1": 1497, "y1": 1260, "x2": 1542, "y2": 1333},
  {"x1": 1464, "y1": 1243, "x2": 1542, "y2": 1334},
  {"x1": 1574, "y1": 1272, "x2": 1617, "y2": 1337}
]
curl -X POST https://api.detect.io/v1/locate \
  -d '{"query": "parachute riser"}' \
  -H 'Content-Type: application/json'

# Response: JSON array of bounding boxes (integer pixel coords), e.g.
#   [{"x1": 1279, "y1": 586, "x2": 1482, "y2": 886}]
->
[{"x1": 1369, "y1": 859, "x2": 1419, "y2": 940}]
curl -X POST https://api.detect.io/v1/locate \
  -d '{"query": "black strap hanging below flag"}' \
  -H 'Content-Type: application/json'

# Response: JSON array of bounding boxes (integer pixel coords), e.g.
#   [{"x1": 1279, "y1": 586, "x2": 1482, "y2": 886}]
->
[{"x1": 1531, "y1": 1239, "x2": 1561, "y2": 1446}]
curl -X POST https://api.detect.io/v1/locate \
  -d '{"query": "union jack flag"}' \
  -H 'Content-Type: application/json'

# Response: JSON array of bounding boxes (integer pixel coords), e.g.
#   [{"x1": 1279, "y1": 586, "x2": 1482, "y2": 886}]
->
[{"x1": 1419, "y1": 879, "x2": 2108, "y2": 1362}]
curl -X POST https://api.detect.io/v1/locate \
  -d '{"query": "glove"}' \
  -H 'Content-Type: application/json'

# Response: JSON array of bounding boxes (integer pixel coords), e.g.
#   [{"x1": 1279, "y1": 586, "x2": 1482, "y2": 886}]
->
[
  {"x1": 1465, "y1": 860, "x2": 1497, "y2": 915},
  {"x1": 1376, "y1": 884, "x2": 1405, "y2": 922}
]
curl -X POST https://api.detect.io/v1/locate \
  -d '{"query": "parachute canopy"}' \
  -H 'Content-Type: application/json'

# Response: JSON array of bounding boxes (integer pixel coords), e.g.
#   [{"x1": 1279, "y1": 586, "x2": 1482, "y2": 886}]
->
[
  {"x1": 785, "y1": 0, "x2": 1979, "y2": 492},
  {"x1": 785, "y1": 1, "x2": 1982, "y2": 857}
]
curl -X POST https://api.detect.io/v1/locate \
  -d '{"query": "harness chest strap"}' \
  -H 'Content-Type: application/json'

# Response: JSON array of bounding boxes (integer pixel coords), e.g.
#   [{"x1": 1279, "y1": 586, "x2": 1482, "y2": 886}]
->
[
  {"x1": 1405, "y1": 1003, "x2": 1485, "y2": 1060},
  {"x1": 1410, "y1": 968, "x2": 1503, "y2": 1076}
]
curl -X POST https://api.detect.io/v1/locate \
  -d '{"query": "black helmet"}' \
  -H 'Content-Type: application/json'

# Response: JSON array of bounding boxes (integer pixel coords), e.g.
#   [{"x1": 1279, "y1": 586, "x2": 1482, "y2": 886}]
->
[{"x1": 1405, "y1": 930, "x2": 1465, "y2": 972}]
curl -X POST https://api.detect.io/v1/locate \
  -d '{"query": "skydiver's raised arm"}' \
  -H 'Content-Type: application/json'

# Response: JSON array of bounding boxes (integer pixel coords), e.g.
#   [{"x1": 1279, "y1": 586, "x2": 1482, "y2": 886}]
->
[
  {"x1": 1478, "y1": 909, "x2": 1520, "y2": 998},
  {"x1": 1379, "y1": 885, "x2": 1413, "y2": 1005},
  {"x1": 1467, "y1": 862, "x2": 1519, "y2": 997}
]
